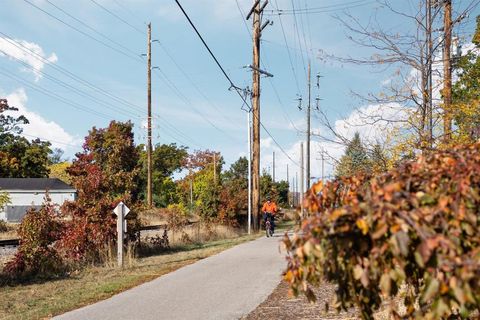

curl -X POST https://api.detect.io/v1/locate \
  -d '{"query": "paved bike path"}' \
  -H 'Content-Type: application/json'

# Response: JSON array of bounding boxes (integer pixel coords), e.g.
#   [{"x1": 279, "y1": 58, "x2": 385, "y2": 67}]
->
[{"x1": 55, "y1": 235, "x2": 286, "y2": 320}]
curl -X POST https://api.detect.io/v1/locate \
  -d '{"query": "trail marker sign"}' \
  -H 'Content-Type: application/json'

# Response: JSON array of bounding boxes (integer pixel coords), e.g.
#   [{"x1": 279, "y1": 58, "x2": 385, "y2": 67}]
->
[{"x1": 114, "y1": 202, "x2": 130, "y2": 268}]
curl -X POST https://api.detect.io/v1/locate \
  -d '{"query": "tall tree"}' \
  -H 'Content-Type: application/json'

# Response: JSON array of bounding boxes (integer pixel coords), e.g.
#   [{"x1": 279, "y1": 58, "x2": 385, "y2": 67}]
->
[
  {"x1": 49, "y1": 148, "x2": 65, "y2": 164},
  {"x1": 138, "y1": 143, "x2": 188, "y2": 207},
  {"x1": 335, "y1": 132, "x2": 371, "y2": 177},
  {"x1": 0, "y1": 99, "x2": 28, "y2": 134},
  {"x1": 219, "y1": 157, "x2": 248, "y2": 223},
  {"x1": 451, "y1": 16, "x2": 480, "y2": 141},
  {"x1": 60, "y1": 121, "x2": 140, "y2": 262},
  {"x1": 0, "y1": 99, "x2": 51, "y2": 177}
]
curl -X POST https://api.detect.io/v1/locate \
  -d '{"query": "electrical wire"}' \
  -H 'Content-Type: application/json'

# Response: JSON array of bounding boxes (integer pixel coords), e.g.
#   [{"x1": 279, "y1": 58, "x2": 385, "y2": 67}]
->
[
  {"x1": 173, "y1": 0, "x2": 300, "y2": 167},
  {"x1": 0, "y1": 33, "x2": 204, "y2": 149},
  {"x1": 272, "y1": 0, "x2": 301, "y2": 93},
  {"x1": 21, "y1": 0, "x2": 144, "y2": 64},
  {"x1": 153, "y1": 41, "x2": 241, "y2": 126},
  {"x1": 233, "y1": 0, "x2": 301, "y2": 132},
  {"x1": 264, "y1": 0, "x2": 376, "y2": 15},
  {"x1": 0, "y1": 68, "x2": 114, "y2": 120},
  {"x1": 45, "y1": 0, "x2": 142, "y2": 59},
  {"x1": 89, "y1": 0, "x2": 145, "y2": 35}
]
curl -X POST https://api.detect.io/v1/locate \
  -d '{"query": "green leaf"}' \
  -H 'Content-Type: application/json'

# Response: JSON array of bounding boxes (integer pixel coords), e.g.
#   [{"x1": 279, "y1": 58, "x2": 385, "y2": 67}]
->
[
  {"x1": 380, "y1": 273, "x2": 392, "y2": 296},
  {"x1": 422, "y1": 278, "x2": 439, "y2": 303}
]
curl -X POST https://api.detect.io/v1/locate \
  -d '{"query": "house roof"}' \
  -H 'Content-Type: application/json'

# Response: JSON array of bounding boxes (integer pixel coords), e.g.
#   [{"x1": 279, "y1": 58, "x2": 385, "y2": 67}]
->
[{"x1": 0, "y1": 178, "x2": 75, "y2": 191}]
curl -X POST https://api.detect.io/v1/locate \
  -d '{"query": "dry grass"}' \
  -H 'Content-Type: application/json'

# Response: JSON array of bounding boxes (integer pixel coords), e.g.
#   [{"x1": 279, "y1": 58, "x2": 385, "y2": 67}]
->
[
  {"x1": 148, "y1": 223, "x2": 240, "y2": 246},
  {"x1": 0, "y1": 222, "x2": 18, "y2": 240},
  {"x1": 137, "y1": 207, "x2": 169, "y2": 226},
  {"x1": 0, "y1": 234, "x2": 260, "y2": 320}
]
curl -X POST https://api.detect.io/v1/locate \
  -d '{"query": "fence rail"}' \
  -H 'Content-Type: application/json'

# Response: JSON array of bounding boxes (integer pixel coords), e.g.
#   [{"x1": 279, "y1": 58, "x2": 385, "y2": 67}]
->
[{"x1": 0, "y1": 239, "x2": 20, "y2": 247}]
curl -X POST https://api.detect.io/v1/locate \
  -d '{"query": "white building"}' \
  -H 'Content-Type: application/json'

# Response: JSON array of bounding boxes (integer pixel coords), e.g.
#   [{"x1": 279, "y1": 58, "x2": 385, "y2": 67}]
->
[{"x1": 0, "y1": 178, "x2": 76, "y2": 222}]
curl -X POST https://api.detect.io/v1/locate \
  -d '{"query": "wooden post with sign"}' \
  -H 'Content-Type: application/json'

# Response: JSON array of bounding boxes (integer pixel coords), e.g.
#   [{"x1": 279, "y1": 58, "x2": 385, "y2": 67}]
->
[{"x1": 114, "y1": 202, "x2": 130, "y2": 268}]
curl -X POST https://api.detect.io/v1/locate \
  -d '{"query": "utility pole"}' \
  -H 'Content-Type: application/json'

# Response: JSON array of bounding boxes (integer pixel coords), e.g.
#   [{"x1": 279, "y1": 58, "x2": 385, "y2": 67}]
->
[
  {"x1": 426, "y1": 0, "x2": 434, "y2": 147},
  {"x1": 295, "y1": 171, "x2": 298, "y2": 207},
  {"x1": 247, "y1": 110, "x2": 252, "y2": 234},
  {"x1": 213, "y1": 153, "x2": 217, "y2": 185},
  {"x1": 306, "y1": 62, "x2": 311, "y2": 190},
  {"x1": 247, "y1": 0, "x2": 269, "y2": 231},
  {"x1": 287, "y1": 164, "x2": 289, "y2": 184},
  {"x1": 300, "y1": 143, "x2": 304, "y2": 218},
  {"x1": 272, "y1": 151, "x2": 275, "y2": 182},
  {"x1": 146, "y1": 23, "x2": 153, "y2": 208},
  {"x1": 320, "y1": 148, "x2": 325, "y2": 184},
  {"x1": 443, "y1": 0, "x2": 452, "y2": 142},
  {"x1": 189, "y1": 176, "x2": 193, "y2": 211}
]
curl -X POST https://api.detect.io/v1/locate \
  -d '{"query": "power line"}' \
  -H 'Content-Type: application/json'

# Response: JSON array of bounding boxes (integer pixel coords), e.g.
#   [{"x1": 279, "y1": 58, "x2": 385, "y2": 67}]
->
[
  {"x1": 272, "y1": 0, "x2": 301, "y2": 93},
  {"x1": 150, "y1": 65, "x2": 243, "y2": 144},
  {"x1": 0, "y1": 67, "x2": 114, "y2": 120},
  {"x1": 289, "y1": 0, "x2": 308, "y2": 80},
  {"x1": 76, "y1": 0, "x2": 242, "y2": 144},
  {"x1": 0, "y1": 50, "x2": 142, "y2": 120},
  {"x1": 21, "y1": 132, "x2": 82, "y2": 148},
  {"x1": 264, "y1": 0, "x2": 376, "y2": 14},
  {"x1": 111, "y1": 0, "x2": 147, "y2": 25},
  {"x1": 21, "y1": 0, "x2": 144, "y2": 64},
  {"x1": 0, "y1": 34, "x2": 205, "y2": 149},
  {"x1": 153, "y1": 41, "x2": 241, "y2": 126},
  {"x1": 173, "y1": 0, "x2": 300, "y2": 168},
  {"x1": 45, "y1": 0, "x2": 142, "y2": 59},
  {"x1": 89, "y1": 0, "x2": 145, "y2": 35},
  {"x1": 234, "y1": 0, "x2": 300, "y2": 131},
  {"x1": 0, "y1": 33, "x2": 147, "y2": 115}
]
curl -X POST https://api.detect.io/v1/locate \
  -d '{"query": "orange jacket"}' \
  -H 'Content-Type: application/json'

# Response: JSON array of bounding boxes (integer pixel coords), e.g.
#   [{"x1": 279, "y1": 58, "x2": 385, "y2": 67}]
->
[{"x1": 262, "y1": 201, "x2": 278, "y2": 215}]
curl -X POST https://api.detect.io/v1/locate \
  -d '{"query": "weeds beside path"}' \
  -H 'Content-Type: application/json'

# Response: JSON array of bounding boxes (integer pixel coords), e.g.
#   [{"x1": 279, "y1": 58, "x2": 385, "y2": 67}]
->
[{"x1": 0, "y1": 234, "x2": 259, "y2": 320}]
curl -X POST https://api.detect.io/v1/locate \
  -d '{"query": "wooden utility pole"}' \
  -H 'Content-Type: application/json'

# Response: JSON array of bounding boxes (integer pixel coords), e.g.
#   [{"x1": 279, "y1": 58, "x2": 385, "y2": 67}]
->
[
  {"x1": 306, "y1": 62, "x2": 311, "y2": 190},
  {"x1": 272, "y1": 151, "x2": 275, "y2": 182},
  {"x1": 300, "y1": 143, "x2": 304, "y2": 218},
  {"x1": 320, "y1": 148, "x2": 325, "y2": 184},
  {"x1": 213, "y1": 153, "x2": 217, "y2": 185},
  {"x1": 295, "y1": 171, "x2": 298, "y2": 207},
  {"x1": 426, "y1": 0, "x2": 434, "y2": 146},
  {"x1": 248, "y1": 0, "x2": 268, "y2": 231},
  {"x1": 443, "y1": 0, "x2": 452, "y2": 142},
  {"x1": 286, "y1": 163, "x2": 290, "y2": 206},
  {"x1": 147, "y1": 23, "x2": 153, "y2": 207},
  {"x1": 247, "y1": 110, "x2": 252, "y2": 234}
]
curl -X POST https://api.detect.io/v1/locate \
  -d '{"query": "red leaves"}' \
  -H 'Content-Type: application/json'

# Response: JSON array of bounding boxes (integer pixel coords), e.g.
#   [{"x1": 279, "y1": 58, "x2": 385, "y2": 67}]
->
[{"x1": 284, "y1": 143, "x2": 480, "y2": 319}]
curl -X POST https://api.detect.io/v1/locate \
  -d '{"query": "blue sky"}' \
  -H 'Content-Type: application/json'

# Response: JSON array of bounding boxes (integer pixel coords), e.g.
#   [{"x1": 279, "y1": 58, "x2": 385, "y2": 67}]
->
[{"x1": 0, "y1": 0, "x2": 478, "y2": 182}]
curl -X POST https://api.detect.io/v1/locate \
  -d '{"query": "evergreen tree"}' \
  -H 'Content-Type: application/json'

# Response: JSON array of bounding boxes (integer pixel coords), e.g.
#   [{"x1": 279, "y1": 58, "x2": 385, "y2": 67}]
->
[
  {"x1": 452, "y1": 16, "x2": 480, "y2": 141},
  {"x1": 335, "y1": 132, "x2": 371, "y2": 177},
  {"x1": 369, "y1": 144, "x2": 388, "y2": 174}
]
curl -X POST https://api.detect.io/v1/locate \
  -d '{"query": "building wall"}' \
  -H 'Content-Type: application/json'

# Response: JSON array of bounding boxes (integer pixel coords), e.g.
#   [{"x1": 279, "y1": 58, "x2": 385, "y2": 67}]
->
[
  {"x1": 0, "y1": 190, "x2": 76, "y2": 222},
  {"x1": 8, "y1": 191, "x2": 75, "y2": 206}
]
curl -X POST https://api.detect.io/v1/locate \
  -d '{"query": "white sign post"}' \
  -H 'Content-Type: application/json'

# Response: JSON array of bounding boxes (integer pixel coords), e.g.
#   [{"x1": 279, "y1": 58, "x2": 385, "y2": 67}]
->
[{"x1": 113, "y1": 202, "x2": 130, "y2": 268}]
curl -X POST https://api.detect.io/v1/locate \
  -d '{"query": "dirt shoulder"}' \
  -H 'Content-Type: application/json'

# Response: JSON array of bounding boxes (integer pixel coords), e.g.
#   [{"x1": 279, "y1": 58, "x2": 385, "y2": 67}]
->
[{"x1": 243, "y1": 281, "x2": 359, "y2": 320}]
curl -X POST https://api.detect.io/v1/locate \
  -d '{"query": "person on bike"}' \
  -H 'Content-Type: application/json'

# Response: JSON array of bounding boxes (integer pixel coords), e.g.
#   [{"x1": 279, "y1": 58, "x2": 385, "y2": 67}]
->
[{"x1": 261, "y1": 197, "x2": 278, "y2": 234}]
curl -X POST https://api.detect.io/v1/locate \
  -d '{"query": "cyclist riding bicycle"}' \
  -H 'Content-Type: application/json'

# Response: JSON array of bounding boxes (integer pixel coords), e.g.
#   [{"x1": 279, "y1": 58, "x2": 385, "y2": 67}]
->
[{"x1": 261, "y1": 197, "x2": 278, "y2": 234}]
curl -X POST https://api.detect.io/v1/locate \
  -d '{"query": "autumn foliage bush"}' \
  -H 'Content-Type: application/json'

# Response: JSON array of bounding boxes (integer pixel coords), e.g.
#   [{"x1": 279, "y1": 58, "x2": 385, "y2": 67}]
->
[
  {"x1": 4, "y1": 198, "x2": 65, "y2": 280},
  {"x1": 56, "y1": 121, "x2": 141, "y2": 264},
  {"x1": 284, "y1": 143, "x2": 480, "y2": 319}
]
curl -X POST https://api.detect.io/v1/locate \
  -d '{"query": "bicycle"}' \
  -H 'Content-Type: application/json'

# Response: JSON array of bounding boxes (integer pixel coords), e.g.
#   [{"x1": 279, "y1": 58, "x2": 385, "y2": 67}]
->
[{"x1": 264, "y1": 213, "x2": 273, "y2": 237}]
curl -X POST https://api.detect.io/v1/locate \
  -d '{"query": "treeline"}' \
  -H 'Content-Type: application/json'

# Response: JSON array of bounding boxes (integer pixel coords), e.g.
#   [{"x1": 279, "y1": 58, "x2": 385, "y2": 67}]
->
[{"x1": 0, "y1": 99, "x2": 289, "y2": 226}]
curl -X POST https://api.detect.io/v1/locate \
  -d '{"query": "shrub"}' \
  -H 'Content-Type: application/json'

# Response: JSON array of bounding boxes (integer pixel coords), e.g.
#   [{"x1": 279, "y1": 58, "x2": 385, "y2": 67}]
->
[
  {"x1": 4, "y1": 198, "x2": 64, "y2": 280},
  {"x1": 0, "y1": 220, "x2": 8, "y2": 232},
  {"x1": 284, "y1": 143, "x2": 480, "y2": 319}
]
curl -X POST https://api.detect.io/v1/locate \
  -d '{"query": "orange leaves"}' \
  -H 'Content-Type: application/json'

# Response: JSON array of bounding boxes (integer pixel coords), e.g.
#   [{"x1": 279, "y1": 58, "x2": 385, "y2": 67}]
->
[
  {"x1": 356, "y1": 219, "x2": 369, "y2": 235},
  {"x1": 284, "y1": 142, "x2": 480, "y2": 319}
]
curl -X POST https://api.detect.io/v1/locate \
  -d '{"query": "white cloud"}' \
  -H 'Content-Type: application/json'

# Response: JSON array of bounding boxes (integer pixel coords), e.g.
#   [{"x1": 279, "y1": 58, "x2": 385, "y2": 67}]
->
[
  {"x1": 0, "y1": 37, "x2": 57, "y2": 81},
  {"x1": 260, "y1": 137, "x2": 273, "y2": 149},
  {"x1": 258, "y1": 102, "x2": 412, "y2": 184},
  {"x1": 334, "y1": 103, "x2": 411, "y2": 144},
  {"x1": 5, "y1": 88, "x2": 81, "y2": 152}
]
